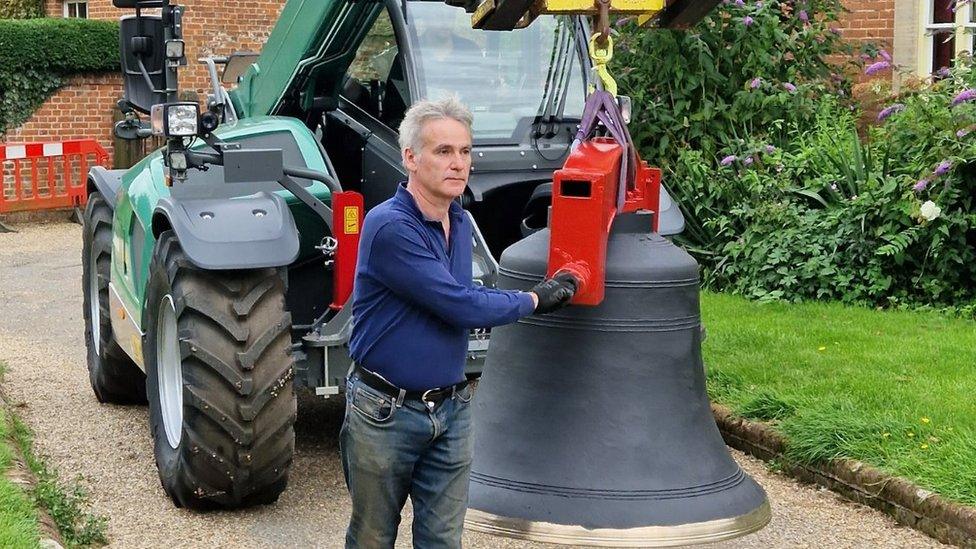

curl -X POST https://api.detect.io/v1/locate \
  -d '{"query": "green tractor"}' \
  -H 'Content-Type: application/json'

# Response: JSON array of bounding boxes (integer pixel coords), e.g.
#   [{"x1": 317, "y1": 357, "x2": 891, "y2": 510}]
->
[{"x1": 83, "y1": 0, "x2": 689, "y2": 509}]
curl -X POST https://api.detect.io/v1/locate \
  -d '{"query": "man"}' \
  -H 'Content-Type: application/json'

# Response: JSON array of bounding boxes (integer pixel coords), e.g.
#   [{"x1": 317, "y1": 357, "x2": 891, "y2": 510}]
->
[{"x1": 341, "y1": 96, "x2": 575, "y2": 548}]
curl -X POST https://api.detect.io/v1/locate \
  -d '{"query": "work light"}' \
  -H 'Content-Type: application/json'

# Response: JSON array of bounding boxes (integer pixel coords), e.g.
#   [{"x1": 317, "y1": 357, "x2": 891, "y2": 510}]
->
[
  {"x1": 165, "y1": 39, "x2": 185, "y2": 60},
  {"x1": 150, "y1": 103, "x2": 200, "y2": 137}
]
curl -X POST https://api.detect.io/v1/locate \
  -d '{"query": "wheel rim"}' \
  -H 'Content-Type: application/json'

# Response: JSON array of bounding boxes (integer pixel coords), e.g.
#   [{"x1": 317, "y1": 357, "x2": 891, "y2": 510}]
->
[
  {"x1": 88, "y1": 248, "x2": 101, "y2": 355},
  {"x1": 156, "y1": 295, "x2": 183, "y2": 449}
]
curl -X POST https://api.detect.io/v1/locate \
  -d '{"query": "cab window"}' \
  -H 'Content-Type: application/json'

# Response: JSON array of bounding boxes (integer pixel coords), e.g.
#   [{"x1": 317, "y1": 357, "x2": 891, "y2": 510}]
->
[{"x1": 343, "y1": 8, "x2": 410, "y2": 129}]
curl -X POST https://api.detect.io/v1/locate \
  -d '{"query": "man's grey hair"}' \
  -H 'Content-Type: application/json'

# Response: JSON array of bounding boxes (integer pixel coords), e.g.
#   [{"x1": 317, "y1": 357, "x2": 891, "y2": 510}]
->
[{"x1": 398, "y1": 96, "x2": 473, "y2": 156}]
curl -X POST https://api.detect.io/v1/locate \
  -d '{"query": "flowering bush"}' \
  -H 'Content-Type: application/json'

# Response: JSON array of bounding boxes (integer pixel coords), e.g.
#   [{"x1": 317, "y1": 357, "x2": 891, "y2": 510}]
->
[
  {"x1": 680, "y1": 71, "x2": 976, "y2": 309},
  {"x1": 614, "y1": 0, "x2": 855, "y2": 166},
  {"x1": 610, "y1": 0, "x2": 976, "y2": 310}
]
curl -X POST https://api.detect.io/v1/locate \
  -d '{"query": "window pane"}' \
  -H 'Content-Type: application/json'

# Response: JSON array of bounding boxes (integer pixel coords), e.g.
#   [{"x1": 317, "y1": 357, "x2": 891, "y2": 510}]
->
[
  {"x1": 933, "y1": 31, "x2": 955, "y2": 73},
  {"x1": 343, "y1": 9, "x2": 407, "y2": 127},
  {"x1": 409, "y1": 4, "x2": 585, "y2": 141},
  {"x1": 933, "y1": 0, "x2": 954, "y2": 24},
  {"x1": 68, "y1": 3, "x2": 76, "y2": 17},
  {"x1": 78, "y1": 2, "x2": 87, "y2": 18}
]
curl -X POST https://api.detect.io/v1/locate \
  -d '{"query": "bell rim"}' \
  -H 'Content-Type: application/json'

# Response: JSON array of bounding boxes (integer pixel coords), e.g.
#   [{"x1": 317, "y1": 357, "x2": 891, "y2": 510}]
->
[{"x1": 463, "y1": 500, "x2": 772, "y2": 547}]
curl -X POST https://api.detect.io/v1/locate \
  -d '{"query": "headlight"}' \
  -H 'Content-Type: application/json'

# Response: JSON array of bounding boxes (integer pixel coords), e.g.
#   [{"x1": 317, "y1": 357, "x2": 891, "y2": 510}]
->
[
  {"x1": 150, "y1": 102, "x2": 199, "y2": 137},
  {"x1": 165, "y1": 39, "x2": 185, "y2": 60}
]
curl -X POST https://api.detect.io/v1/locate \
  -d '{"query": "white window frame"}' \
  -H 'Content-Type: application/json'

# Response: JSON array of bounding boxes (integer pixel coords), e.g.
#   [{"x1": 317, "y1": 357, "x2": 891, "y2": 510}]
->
[
  {"x1": 918, "y1": 0, "x2": 976, "y2": 75},
  {"x1": 63, "y1": 0, "x2": 88, "y2": 18}
]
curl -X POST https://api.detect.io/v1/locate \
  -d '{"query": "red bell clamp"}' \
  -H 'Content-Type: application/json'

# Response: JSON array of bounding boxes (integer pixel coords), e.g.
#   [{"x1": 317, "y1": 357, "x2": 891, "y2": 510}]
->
[
  {"x1": 547, "y1": 91, "x2": 662, "y2": 306},
  {"x1": 329, "y1": 191, "x2": 364, "y2": 310}
]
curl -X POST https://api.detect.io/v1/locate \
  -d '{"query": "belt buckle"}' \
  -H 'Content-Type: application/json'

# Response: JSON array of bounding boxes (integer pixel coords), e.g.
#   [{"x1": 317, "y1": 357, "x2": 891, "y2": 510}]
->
[{"x1": 421, "y1": 389, "x2": 438, "y2": 410}]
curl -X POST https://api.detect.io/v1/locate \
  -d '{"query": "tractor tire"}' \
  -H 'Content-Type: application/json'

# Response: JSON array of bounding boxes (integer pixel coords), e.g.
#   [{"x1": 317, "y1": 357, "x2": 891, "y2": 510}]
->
[
  {"x1": 82, "y1": 192, "x2": 147, "y2": 404},
  {"x1": 143, "y1": 231, "x2": 296, "y2": 509}
]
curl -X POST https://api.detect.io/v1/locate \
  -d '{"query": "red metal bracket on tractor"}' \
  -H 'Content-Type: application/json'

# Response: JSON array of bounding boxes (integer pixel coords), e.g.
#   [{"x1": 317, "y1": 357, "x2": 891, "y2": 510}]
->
[{"x1": 329, "y1": 191, "x2": 364, "y2": 310}]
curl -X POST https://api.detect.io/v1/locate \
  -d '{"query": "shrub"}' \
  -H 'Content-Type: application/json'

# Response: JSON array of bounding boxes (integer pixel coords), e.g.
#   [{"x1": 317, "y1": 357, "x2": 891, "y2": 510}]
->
[
  {"x1": 614, "y1": 0, "x2": 856, "y2": 167},
  {"x1": 682, "y1": 73, "x2": 976, "y2": 309},
  {"x1": 0, "y1": 0, "x2": 42, "y2": 19},
  {"x1": 0, "y1": 18, "x2": 120, "y2": 134}
]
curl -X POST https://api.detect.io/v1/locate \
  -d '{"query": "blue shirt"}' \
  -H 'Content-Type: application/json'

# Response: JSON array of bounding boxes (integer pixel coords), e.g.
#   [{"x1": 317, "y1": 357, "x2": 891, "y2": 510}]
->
[{"x1": 349, "y1": 184, "x2": 536, "y2": 390}]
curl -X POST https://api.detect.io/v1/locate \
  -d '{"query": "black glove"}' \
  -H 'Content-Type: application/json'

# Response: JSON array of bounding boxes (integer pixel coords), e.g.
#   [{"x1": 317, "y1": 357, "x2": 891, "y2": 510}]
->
[{"x1": 531, "y1": 274, "x2": 577, "y2": 314}]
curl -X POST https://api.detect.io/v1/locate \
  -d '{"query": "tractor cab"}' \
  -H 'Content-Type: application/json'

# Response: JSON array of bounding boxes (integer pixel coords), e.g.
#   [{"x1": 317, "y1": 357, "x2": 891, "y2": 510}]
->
[{"x1": 230, "y1": 0, "x2": 595, "y2": 253}]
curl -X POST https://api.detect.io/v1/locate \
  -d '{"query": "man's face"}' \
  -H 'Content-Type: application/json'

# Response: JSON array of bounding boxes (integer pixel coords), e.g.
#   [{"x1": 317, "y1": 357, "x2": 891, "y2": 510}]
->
[{"x1": 403, "y1": 117, "x2": 472, "y2": 202}]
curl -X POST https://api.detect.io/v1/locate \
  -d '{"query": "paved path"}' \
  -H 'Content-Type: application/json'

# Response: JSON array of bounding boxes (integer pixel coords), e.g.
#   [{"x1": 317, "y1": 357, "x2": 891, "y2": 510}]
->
[{"x1": 0, "y1": 222, "x2": 945, "y2": 548}]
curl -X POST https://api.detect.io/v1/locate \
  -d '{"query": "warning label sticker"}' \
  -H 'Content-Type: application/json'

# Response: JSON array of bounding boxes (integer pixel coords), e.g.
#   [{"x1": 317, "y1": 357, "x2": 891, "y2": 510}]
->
[{"x1": 344, "y1": 206, "x2": 359, "y2": 234}]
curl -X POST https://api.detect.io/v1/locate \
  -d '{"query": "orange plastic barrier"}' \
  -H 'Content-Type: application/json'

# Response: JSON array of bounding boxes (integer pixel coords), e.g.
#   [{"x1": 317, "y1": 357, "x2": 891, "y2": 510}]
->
[{"x1": 0, "y1": 139, "x2": 108, "y2": 214}]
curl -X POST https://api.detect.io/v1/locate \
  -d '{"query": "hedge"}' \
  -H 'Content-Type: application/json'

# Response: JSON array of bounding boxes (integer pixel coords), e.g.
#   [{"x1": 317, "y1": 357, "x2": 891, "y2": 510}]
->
[
  {"x1": 0, "y1": 18, "x2": 120, "y2": 135},
  {"x1": 0, "y1": 0, "x2": 42, "y2": 19}
]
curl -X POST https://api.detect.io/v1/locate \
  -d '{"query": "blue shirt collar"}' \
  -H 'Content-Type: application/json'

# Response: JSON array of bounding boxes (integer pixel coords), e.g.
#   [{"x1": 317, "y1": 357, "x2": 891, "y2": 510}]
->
[{"x1": 395, "y1": 182, "x2": 464, "y2": 223}]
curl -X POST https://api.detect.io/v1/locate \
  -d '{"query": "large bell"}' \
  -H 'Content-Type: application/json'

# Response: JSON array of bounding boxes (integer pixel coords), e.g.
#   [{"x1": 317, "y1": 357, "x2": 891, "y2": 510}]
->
[{"x1": 465, "y1": 212, "x2": 771, "y2": 547}]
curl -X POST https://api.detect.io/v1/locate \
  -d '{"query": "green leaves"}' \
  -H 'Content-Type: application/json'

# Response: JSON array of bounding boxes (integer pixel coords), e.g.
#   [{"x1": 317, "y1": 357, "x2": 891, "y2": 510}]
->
[
  {"x1": 0, "y1": 19, "x2": 120, "y2": 135},
  {"x1": 0, "y1": 0, "x2": 41, "y2": 19}
]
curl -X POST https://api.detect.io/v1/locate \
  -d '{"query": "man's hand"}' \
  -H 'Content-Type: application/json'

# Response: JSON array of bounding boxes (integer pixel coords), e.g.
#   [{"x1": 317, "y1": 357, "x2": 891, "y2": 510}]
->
[{"x1": 530, "y1": 275, "x2": 577, "y2": 314}]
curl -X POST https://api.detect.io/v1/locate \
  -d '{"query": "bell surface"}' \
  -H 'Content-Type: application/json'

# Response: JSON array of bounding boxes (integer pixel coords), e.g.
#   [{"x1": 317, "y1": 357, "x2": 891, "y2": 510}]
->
[{"x1": 466, "y1": 213, "x2": 771, "y2": 547}]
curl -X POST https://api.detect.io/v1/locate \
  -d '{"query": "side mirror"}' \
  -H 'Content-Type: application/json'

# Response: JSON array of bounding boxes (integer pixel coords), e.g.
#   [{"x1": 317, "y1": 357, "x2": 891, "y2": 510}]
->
[
  {"x1": 120, "y1": 14, "x2": 167, "y2": 113},
  {"x1": 222, "y1": 52, "x2": 261, "y2": 84}
]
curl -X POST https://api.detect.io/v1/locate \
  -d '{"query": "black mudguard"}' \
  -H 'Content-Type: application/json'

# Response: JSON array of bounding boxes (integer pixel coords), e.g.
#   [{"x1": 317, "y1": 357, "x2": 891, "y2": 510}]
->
[
  {"x1": 88, "y1": 166, "x2": 126, "y2": 210},
  {"x1": 154, "y1": 192, "x2": 300, "y2": 270}
]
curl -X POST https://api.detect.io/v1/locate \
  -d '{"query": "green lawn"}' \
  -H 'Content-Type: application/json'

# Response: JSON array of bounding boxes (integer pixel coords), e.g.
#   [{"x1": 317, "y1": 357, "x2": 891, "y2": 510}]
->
[
  {"x1": 0, "y1": 407, "x2": 41, "y2": 548},
  {"x1": 701, "y1": 292, "x2": 976, "y2": 506}
]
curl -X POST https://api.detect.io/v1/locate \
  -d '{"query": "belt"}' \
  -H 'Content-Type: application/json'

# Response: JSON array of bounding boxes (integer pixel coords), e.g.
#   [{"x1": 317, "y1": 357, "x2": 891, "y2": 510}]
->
[{"x1": 352, "y1": 365, "x2": 471, "y2": 409}]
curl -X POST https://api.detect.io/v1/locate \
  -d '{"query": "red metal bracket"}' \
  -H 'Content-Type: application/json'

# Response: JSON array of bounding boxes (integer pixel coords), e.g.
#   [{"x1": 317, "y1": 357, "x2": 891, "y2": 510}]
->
[
  {"x1": 329, "y1": 191, "x2": 364, "y2": 310},
  {"x1": 546, "y1": 137, "x2": 662, "y2": 306}
]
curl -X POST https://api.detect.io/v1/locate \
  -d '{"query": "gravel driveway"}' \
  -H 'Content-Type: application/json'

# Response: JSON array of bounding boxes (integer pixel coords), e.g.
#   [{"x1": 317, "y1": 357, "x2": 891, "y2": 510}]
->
[{"x1": 0, "y1": 222, "x2": 946, "y2": 548}]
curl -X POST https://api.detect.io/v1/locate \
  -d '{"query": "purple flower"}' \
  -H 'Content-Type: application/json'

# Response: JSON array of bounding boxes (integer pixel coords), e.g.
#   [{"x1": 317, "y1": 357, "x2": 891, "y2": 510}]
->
[
  {"x1": 798, "y1": 10, "x2": 809, "y2": 22},
  {"x1": 951, "y1": 88, "x2": 976, "y2": 107},
  {"x1": 756, "y1": 1, "x2": 763, "y2": 7},
  {"x1": 829, "y1": 27, "x2": 841, "y2": 35},
  {"x1": 750, "y1": 77, "x2": 762, "y2": 89},
  {"x1": 937, "y1": 67, "x2": 951, "y2": 78},
  {"x1": 957, "y1": 127, "x2": 972, "y2": 138},
  {"x1": 880, "y1": 50, "x2": 892, "y2": 62},
  {"x1": 934, "y1": 160, "x2": 953, "y2": 176},
  {"x1": 765, "y1": 144, "x2": 776, "y2": 153},
  {"x1": 876, "y1": 103, "x2": 905, "y2": 121},
  {"x1": 743, "y1": 15, "x2": 754, "y2": 25},
  {"x1": 744, "y1": 156, "x2": 754, "y2": 166},
  {"x1": 913, "y1": 179, "x2": 929, "y2": 192},
  {"x1": 720, "y1": 155, "x2": 737, "y2": 166},
  {"x1": 735, "y1": 0, "x2": 745, "y2": 6},
  {"x1": 783, "y1": 82, "x2": 797, "y2": 93},
  {"x1": 615, "y1": 16, "x2": 634, "y2": 27},
  {"x1": 865, "y1": 61, "x2": 891, "y2": 75}
]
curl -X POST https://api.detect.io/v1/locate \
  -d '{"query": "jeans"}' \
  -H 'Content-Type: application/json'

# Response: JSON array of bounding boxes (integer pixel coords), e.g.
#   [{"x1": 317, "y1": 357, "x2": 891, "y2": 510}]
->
[{"x1": 340, "y1": 372, "x2": 475, "y2": 549}]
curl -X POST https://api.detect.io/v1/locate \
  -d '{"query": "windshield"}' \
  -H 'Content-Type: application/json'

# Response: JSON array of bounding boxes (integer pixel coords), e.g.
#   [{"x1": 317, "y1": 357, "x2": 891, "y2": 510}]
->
[{"x1": 407, "y1": 2, "x2": 586, "y2": 141}]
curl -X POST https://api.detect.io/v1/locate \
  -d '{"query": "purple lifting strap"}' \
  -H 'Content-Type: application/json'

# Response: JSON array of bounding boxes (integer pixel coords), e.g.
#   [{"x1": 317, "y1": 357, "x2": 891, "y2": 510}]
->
[{"x1": 571, "y1": 90, "x2": 639, "y2": 210}]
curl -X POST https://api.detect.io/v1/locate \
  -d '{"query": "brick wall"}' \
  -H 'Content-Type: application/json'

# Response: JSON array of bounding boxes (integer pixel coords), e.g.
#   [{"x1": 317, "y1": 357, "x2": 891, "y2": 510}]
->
[
  {"x1": 40, "y1": 0, "x2": 286, "y2": 101},
  {"x1": 4, "y1": 72, "x2": 121, "y2": 159},
  {"x1": 2, "y1": 0, "x2": 287, "y2": 165},
  {"x1": 836, "y1": 0, "x2": 896, "y2": 48}
]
